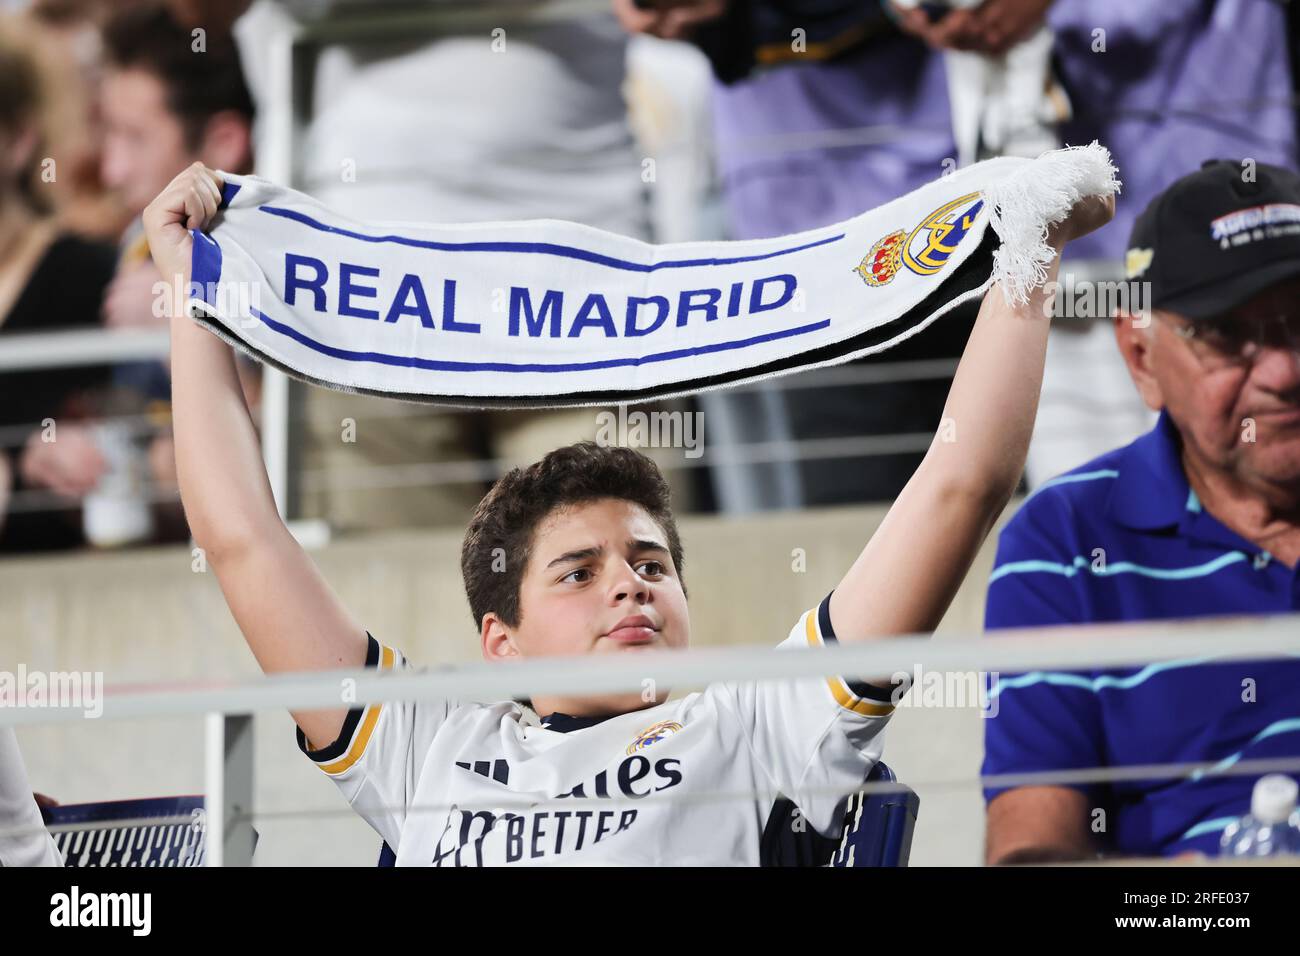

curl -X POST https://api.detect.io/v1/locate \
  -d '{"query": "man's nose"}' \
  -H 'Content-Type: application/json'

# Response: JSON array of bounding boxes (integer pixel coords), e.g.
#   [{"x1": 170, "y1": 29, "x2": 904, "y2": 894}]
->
[{"x1": 610, "y1": 564, "x2": 649, "y2": 603}]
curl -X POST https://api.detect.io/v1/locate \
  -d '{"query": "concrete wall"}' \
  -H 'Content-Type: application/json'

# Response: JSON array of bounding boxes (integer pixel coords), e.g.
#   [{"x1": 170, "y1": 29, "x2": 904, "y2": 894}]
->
[{"x1": 1, "y1": 502, "x2": 1010, "y2": 866}]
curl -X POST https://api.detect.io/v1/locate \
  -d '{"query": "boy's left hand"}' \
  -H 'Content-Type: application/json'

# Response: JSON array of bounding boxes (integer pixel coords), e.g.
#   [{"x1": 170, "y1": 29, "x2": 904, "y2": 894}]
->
[{"x1": 1047, "y1": 193, "x2": 1115, "y2": 250}]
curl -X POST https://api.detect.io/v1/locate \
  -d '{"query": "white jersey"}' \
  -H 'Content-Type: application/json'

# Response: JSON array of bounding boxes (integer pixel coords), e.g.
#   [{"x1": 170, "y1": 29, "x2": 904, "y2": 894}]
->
[
  {"x1": 0, "y1": 728, "x2": 62, "y2": 867},
  {"x1": 299, "y1": 596, "x2": 895, "y2": 866}
]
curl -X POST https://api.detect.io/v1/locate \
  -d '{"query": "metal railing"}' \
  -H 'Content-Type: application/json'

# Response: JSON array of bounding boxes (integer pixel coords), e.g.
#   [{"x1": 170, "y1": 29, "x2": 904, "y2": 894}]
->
[{"x1": 1, "y1": 612, "x2": 1297, "y2": 864}]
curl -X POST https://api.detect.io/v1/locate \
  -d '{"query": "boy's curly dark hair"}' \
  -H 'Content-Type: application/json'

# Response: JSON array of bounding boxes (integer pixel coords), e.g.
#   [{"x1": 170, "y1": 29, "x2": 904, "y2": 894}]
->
[{"x1": 461, "y1": 443, "x2": 685, "y2": 630}]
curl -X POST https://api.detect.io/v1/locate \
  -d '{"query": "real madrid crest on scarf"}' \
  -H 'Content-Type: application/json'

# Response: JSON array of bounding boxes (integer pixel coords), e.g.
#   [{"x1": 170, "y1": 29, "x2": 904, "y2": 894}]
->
[{"x1": 856, "y1": 194, "x2": 985, "y2": 287}]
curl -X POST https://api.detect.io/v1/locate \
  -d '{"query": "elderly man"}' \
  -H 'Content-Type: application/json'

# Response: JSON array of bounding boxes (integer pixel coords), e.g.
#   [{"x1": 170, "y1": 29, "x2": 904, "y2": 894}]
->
[{"x1": 982, "y1": 159, "x2": 1300, "y2": 862}]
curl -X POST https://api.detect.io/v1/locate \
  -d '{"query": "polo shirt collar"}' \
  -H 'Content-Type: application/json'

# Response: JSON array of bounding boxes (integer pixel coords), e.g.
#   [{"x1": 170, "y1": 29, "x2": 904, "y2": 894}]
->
[
  {"x1": 1107, "y1": 412, "x2": 1268, "y2": 557},
  {"x1": 1108, "y1": 410, "x2": 1191, "y2": 531}
]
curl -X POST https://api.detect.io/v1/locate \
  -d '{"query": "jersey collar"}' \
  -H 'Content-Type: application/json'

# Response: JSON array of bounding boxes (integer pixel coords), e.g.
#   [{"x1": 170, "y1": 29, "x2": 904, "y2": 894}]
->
[{"x1": 539, "y1": 712, "x2": 614, "y2": 733}]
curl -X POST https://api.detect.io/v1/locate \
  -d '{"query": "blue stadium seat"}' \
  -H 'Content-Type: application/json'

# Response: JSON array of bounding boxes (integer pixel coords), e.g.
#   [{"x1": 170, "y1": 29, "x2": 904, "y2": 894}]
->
[
  {"x1": 41, "y1": 795, "x2": 208, "y2": 867},
  {"x1": 377, "y1": 760, "x2": 919, "y2": 866},
  {"x1": 828, "y1": 761, "x2": 920, "y2": 867}
]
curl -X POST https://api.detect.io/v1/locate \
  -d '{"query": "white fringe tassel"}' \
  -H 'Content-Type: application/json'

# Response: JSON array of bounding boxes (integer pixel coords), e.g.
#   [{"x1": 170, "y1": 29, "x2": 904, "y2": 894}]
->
[{"x1": 981, "y1": 142, "x2": 1122, "y2": 305}]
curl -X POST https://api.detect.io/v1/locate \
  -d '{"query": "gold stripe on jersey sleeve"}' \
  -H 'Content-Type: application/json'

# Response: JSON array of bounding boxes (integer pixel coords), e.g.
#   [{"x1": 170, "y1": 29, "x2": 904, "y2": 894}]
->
[
  {"x1": 804, "y1": 610, "x2": 894, "y2": 717},
  {"x1": 316, "y1": 643, "x2": 397, "y2": 776}
]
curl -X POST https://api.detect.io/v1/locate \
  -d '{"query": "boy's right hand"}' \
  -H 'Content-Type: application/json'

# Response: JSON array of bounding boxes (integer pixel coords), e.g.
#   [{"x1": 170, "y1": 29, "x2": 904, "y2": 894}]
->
[{"x1": 141, "y1": 162, "x2": 225, "y2": 299}]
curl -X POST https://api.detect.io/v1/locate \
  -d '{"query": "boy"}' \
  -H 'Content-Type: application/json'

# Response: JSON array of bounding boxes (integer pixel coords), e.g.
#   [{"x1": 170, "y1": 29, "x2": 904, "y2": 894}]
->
[
  {"x1": 144, "y1": 163, "x2": 1111, "y2": 865},
  {"x1": 0, "y1": 729, "x2": 61, "y2": 867}
]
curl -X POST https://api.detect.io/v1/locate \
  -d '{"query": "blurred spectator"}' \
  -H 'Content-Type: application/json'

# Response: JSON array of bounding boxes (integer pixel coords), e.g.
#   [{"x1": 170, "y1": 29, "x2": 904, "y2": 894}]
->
[
  {"x1": 616, "y1": 0, "x2": 967, "y2": 509},
  {"x1": 892, "y1": 0, "x2": 1068, "y2": 165},
  {"x1": 895, "y1": 0, "x2": 1299, "y2": 485},
  {"x1": 0, "y1": 13, "x2": 116, "y2": 553},
  {"x1": 100, "y1": 3, "x2": 253, "y2": 342},
  {"x1": 1050, "y1": 0, "x2": 1296, "y2": 261},
  {"x1": 22, "y1": 0, "x2": 133, "y2": 241},
  {"x1": 98, "y1": 1, "x2": 257, "y2": 540}
]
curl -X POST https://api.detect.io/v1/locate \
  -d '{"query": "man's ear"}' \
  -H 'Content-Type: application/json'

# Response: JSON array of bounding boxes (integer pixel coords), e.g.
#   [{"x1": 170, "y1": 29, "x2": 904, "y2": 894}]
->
[
  {"x1": 198, "y1": 110, "x2": 252, "y2": 175},
  {"x1": 1113, "y1": 309, "x2": 1165, "y2": 411},
  {"x1": 481, "y1": 612, "x2": 518, "y2": 663}
]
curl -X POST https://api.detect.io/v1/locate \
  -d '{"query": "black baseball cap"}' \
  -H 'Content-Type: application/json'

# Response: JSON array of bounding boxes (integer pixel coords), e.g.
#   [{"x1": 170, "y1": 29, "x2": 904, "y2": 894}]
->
[{"x1": 1125, "y1": 159, "x2": 1300, "y2": 320}]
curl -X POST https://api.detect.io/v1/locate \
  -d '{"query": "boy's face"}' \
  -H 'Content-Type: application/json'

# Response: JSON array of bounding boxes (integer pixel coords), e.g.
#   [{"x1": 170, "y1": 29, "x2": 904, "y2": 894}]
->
[{"x1": 482, "y1": 497, "x2": 690, "y2": 717}]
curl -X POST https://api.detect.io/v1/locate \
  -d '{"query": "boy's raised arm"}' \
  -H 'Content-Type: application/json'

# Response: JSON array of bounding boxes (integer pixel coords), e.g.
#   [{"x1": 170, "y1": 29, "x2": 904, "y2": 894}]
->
[
  {"x1": 827, "y1": 195, "x2": 1115, "y2": 652},
  {"x1": 144, "y1": 163, "x2": 366, "y2": 748}
]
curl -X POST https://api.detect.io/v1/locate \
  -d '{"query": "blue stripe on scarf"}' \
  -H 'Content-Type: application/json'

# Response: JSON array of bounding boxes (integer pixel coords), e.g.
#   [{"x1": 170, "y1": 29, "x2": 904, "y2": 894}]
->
[
  {"x1": 258, "y1": 205, "x2": 845, "y2": 273},
  {"x1": 252, "y1": 308, "x2": 831, "y2": 373}
]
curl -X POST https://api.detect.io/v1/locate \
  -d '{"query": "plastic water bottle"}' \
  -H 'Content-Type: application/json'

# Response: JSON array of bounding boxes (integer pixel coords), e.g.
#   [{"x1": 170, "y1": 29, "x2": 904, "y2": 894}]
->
[
  {"x1": 1219, "y1": 775, "x2": 1300, "y2": 858},
  {"x1": 82, "y1": 419, "x2": 154, "y2": 548}
]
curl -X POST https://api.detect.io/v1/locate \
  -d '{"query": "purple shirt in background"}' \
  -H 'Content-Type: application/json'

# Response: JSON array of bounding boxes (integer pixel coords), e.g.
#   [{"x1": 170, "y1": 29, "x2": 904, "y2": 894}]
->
[
  {"x1": 711, "y1": 31, "x2": 955, "y2": 240},
  {"x1": 1050, "y1": 0, "x2": 1297, "y2": 260},
  {"x1": 710, "y1": 1, "x2": 1296, "y2": 257}
]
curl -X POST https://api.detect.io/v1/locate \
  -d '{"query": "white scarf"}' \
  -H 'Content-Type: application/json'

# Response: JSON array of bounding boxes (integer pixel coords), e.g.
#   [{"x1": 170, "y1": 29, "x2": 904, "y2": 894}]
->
[{"x1": 187, "y1": 143, "x2": 1118, "y2": 408}]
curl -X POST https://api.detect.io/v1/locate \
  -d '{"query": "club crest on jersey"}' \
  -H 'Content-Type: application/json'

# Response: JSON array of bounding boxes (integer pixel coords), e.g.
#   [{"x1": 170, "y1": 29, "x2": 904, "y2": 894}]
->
[
  {"x1": 626, "y1": 720, "x2": 683, "y2": 755},
  {"x1": 855, "y1": 192, "x2": 984, "y2": 287}
]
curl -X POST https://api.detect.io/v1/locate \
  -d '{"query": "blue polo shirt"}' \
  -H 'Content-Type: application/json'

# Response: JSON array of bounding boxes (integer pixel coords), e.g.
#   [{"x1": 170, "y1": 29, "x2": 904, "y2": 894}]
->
[{"x1": 982, "y1": 411, "x2": 1300, "y2": 857}]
